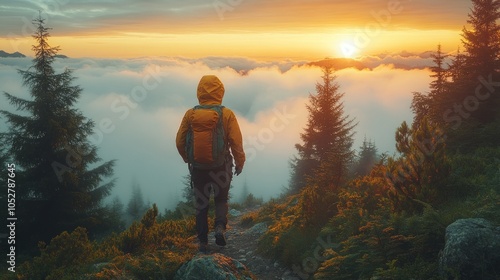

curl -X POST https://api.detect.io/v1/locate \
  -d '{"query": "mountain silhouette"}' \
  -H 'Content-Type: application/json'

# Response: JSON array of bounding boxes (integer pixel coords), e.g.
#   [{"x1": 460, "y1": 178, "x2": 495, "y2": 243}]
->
[
  {"x1": 0, "y1": 50, "x2": 26, "y2": 58},
  {"x1": 308, "y1": 57, "x2": 367, "y2": 70},
  {"x1": 0, "y1": 50, "x2": 68, "y2": 58}
]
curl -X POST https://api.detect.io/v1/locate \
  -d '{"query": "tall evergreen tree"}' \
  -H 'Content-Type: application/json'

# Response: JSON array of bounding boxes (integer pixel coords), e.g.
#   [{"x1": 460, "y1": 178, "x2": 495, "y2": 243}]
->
[
  {"x1": 411, "y1": 44, "x2": 449, "y2": 127},
  {"x1": 181, "y1": 174, "x2": 194, "y2": 205},
  {"x1": 353, "y1": 137, "x2": 379, "y2": 178},
  {"x1": 429, "y1": 44, "x2": 449, "y2": 97},
  {"x1": 239, "y1": 179, "x2": 250, "y2": 204},
  {"x1": 461, "y1": 0, "x2": 500, "y2": 124},
  {"x1": 441, "y1": 48, "x2": 468, "y2": 123},
  {"x1": 445, "y1": 0, "x2": 500, "y2": 150},
  {"x1": 386, "y1": 118, "x2": 450, "y2": 213},
  {"x1": 429, "y1": 44, "x2": 452, "y2": 124},
  {"x1": 291, "y1": 66, "x2": 356, "y2": 193},
  {"x1": 127, "y1": 181, "x2": 146, "y2": 221},
  {"x1": 106, "y1": 196, "x2": 126, "y2": 233},
  {"x1": 448, "y1": 48, "x2": 468, "y2": 85},
  {"x1": 0, "y1": 15, "x2": 115, "y2": 248},
  {"x1": 462, "y1": 0, "x2": 500, "y2": 80}
]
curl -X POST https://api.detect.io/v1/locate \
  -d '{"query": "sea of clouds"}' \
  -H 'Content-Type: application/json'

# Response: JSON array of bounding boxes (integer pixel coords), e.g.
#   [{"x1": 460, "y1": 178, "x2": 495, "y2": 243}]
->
[{"x1": 0, "y1": 54, "x2": 435, "y2": 211}]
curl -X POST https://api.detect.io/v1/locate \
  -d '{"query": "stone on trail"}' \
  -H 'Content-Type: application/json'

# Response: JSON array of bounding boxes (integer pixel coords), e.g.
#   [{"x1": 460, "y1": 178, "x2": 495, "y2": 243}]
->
[
  {"x1": 174, "y1": 253, "x2": 255, "y2": 280},
  {"x1": 245, "y1": 222, "x2": 268, "y2": 235},
  {"x1": 229, "y1": 209, "x2": 242, "y2": 217}
]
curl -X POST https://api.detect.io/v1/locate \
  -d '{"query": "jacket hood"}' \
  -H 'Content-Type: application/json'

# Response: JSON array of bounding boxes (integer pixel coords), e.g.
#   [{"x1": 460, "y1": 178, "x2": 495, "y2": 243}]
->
[{"x1": 197, "y1": 75, "x2": 225, "y2": 105}]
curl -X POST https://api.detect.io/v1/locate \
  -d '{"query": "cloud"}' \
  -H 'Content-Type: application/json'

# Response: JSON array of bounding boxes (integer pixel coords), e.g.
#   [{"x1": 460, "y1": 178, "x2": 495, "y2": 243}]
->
[
  {"x1": 337, "y1": 65, "x2": 432, "y2": 152},
  {"x1": 0, "y1": 1, "x2": 471, "y2": 61},
  {"x1": 0, "y1": 55, "x2": 432, "y2": 211},
  {"x1": 0, "y1": 0, "x2": 472, "y2": 38},
  {"x1": 359, "y1": 50, "x2": 456, "y2": 70}
]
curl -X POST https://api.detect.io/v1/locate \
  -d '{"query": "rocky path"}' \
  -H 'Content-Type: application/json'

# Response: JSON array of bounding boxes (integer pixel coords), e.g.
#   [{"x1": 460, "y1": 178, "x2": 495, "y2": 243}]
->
[{"x1": 202, "y1": 209, "x2": 301, "y2": 280}]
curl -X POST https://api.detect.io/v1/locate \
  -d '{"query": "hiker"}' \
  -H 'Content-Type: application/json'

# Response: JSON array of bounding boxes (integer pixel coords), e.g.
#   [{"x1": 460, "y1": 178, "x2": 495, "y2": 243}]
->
[{"x1": 176, "y1": 75, "x2": 245, "y2": 253}]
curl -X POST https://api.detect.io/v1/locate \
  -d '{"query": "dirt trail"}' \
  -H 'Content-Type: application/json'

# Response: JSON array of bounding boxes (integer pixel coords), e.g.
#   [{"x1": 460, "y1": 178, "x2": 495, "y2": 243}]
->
[{"x1": 202, "y1": 209, "x2": 300, "y2": 280}]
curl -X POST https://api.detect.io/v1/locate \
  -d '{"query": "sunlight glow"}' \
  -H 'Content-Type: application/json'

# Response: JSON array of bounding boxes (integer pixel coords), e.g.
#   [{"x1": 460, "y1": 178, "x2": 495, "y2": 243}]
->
[
  {"x1": 340, "y1": 41, "x2": 359, "y2": 59},
  {"x1": 0, "y1": 29, "x2": 461, "y2": 60}
]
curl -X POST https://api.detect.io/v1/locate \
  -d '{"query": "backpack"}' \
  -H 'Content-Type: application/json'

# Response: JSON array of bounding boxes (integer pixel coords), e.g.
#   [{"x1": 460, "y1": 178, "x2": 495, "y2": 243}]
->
[{"x1": 185, "y1": 105, "x2": 226, "y2": 170}]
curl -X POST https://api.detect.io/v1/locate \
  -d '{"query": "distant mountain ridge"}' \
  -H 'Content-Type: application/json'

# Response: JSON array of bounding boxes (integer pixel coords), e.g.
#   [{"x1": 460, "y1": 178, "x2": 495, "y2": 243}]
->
[
  {"x1": 0, "y1": 50, "x2": 26, "y2": 58},
  {"x1": 0, "y1": 50, "x2": 68, "y2": 59},
  {"x1": 308, "y1": 57, "x2": 368, "y2": 70}
]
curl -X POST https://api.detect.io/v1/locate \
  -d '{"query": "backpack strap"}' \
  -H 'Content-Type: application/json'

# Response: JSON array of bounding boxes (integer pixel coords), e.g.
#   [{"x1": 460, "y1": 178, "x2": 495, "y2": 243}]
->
[{"x1": 193, "y1": 105, "x2": 225, "y2": 112}]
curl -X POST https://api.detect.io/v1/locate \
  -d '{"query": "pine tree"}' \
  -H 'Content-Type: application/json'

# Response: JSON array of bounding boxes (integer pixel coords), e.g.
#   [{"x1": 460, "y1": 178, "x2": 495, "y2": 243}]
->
[
  {"x1": 386, "y1": 118, "x2": 450, "y2": 213},
  {"x1": 428, "y1": 44, "x2": 452, "y2": 124},
  {"x1": 102, "y1": 196, "x2": 126, "y2": 234},
  {"x1": 441, "y1": 48, "x2": 468, "y2": 124},
  {"x1": 411, "y1": 44, "x2": 449, "y2": 128},
  {"x1": 127, "y1": 181, "x2": 146, "y2": 221},
  {"x1": 239, "y1": 179, "x2": 249, "y2": 204},
  {"x1": 353, "y1": 138, "x2": 379, "y2": 177},
  {"x1": 0, "y1": 15, "x2": 115, "y2": 248},
  {"x1": 462, "y1": 0, "x2": 500, "y2": 80},
  {"x1": 429, "y1": 44, "x2": 449, "y2": 97},
  {"x1": 446, "y1": 0, "x2": 500, "y2": 149},
  {"x1": 448, "y1": 48, "x2": 467, "y2": 85},
  {"x1": 291, "y1": 66, "x2": 356, "y2": 192},
  {"x1": 181, "y1": 174, "x2": 194, "y2": 205},
  {"x1": 288, "y1": 154, "x2": 317, "y2": 194},
  {"x1": 460, "y1": 0, "x2": 500, "y2": 124}
]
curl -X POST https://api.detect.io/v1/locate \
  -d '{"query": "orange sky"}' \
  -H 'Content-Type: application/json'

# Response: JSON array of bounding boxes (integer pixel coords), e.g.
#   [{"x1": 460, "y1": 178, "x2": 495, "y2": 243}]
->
[{"x1": 0, "y1": 0, "x2": 471, "y2": 59}]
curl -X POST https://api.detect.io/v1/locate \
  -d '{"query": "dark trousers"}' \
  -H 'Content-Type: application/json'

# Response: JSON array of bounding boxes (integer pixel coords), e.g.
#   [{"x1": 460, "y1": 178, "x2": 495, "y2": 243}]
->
[{"x1": 191, "y1": 162, "x2": 232, "y2": 243}]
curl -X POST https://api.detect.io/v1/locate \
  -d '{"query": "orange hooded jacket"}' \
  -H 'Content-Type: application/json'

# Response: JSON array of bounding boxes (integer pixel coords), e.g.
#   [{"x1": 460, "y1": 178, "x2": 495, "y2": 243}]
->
[{"x1": 176, "y1": 75, "x2": 245, "y2": 171}]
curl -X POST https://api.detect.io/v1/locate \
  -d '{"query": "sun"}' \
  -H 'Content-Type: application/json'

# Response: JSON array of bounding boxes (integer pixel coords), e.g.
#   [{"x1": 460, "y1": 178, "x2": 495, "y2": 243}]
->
[{"x1": 339, "y1": 41, "x2": 359, "y2": 59}]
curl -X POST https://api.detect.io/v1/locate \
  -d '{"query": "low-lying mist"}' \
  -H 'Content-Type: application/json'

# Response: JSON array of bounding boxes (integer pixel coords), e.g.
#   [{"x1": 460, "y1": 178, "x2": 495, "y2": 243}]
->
[{"x1": 0, "y1": 54, "x2": 433, "y2": 211}]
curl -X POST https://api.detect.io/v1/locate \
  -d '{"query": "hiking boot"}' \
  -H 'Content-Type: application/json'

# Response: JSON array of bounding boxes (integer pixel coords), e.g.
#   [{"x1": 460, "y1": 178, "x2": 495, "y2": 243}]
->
[
  {"x1": 214, "y1": 225, "x2": 227, "y2": 246},
  {"x1": 199, "y1": 242, "x2": 208, "y2": 254}
]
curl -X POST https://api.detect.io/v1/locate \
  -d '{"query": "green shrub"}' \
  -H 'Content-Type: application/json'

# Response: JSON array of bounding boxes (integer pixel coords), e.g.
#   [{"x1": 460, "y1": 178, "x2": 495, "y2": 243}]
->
[
  {"x1": 15, "y1": 227, "x2": 96, "y2": 280},
  {"x1": 448, "y1": 147, "x2": 500, "y2": 198},
  {"x1": 8, "y1": 204, "x2": 197, "y2": 280},
  {"x1": 94, "y1": 250, "x2": 193, "y2": 280},
  {"x1": 93, "y1": 204, "x2": 197, "y2": 279},
  {"x1": 372, "y1": 258, "x2": 441, "y2": 280},
  {"x1": 241, "y1": 193, "x2": 264, "y2": 209},
  {"x1": 240, "y1": 211, "x2": 258, "y2": 228}
]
